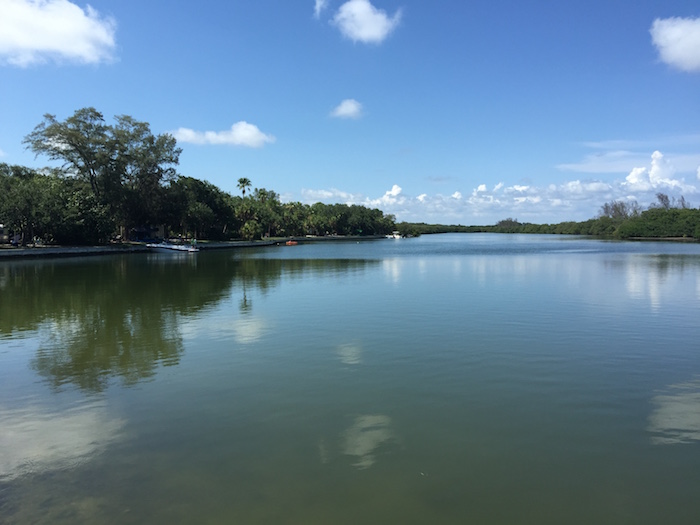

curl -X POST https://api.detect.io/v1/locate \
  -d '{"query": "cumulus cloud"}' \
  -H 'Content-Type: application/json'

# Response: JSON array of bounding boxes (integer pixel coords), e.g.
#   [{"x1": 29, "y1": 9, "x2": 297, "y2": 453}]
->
[
  {"x1": 330, "y1": 98, "x2": 363, "y2": 119},
  {"x1": 173, "y1": 122, "x2": 275, "y2": 148},
  {"x1": 386, "y1": 184, "x2": 401, "y2": 197},
  {"x1": 300, "y1": 149, "x2": 699, "y2": 225},
  {"x1": 366, "y1": 184, "x2": 407, "y2": 208},
  {"x1": 314, "y1": 0, "x2": 328, "y2": 19},
  {"x1": 379, "y1": 184, "x2": 404, "y2": 202},
  {"x1": 332, "y1": 0, "x2": 402, "y2": 44},
  {"x1": 623, "y1": 150, "x2": 687, "y2": 191},
  {"x1": 0, "y1": 0, "x2": 116, "y2": 67},
  {"x1": 650, "y1": 16, "x2": 700, "y2": 73}
]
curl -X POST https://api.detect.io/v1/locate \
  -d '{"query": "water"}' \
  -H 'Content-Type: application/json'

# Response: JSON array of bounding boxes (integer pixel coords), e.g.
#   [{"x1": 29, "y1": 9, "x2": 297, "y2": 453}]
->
[{"x1": 1, "y1": 234, "x2": 700, "y2": 524}]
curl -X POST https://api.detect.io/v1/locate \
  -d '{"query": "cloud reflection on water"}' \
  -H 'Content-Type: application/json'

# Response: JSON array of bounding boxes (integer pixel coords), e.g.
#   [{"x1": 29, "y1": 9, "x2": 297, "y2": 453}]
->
[
  {"x1": 336, "y1": 343, "x2": 363, "y2": 365},
  {"x1": 342, "y1": 414, "x2": 393, "y2": 469},
  {"x1": 648, "y1": 380, "x2": 700, "y2": 445},
  {"x1": 0, "y1": 401, "x2": 125, "y2": 481},
  {"x1": 179, "y1": 311, "x2": 270, "y2": 345}
]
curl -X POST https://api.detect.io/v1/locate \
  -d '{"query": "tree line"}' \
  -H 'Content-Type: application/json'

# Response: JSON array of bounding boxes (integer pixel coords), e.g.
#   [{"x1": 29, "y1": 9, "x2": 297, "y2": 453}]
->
[
  {"x1": 397, "y1": 193, "x2": 700, "y2": 240},
  {"x1": 0, "y1": 108, "x2": 395, "y2": 246}
]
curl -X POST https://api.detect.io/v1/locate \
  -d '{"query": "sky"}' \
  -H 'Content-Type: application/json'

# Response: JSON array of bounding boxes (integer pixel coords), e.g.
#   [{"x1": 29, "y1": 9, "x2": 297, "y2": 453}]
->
[{"x1": 1, "y1": 0, "x2": 699, "y2": 225}]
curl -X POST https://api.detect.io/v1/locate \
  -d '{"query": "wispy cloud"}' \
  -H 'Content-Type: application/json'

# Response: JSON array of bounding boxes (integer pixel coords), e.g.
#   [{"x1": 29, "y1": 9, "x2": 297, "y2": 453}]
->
[
  {"x1": 557, "y1": 150, "x2": 648, "y2": 174},
  {"x1": 0, "y1": 0, "x2": 116, "y2": 67},
  {"x1": 313, "y1": 0, "x2": 329, "y2": 19},
  {"x1": 173, "y1": 122, "x2": 276, "y2": 148},
  {"x1": 332, "y1": 0, "x2": 402, "y2": 44},
  {"x1": 330, "y1": 98, "x2": 363, "y2": 119},
  {"x1": 301, "y1": 187, "x2": 363, "y2": 202},
  {"x1": 651, "y1": 16, "x2": 700, "y2": 73},
  {"x1": 0, "y1": 148, "x2": 5, "y2": 157},
  {"x1": 558, "y1": 136, "x2": 700, "y2": 174}
]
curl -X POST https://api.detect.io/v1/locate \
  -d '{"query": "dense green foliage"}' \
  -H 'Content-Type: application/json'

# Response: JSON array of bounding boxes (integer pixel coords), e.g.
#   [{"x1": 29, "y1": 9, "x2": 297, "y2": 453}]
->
[{"x1": 1, "y1": 108, "x2": 395, "y2": 245}]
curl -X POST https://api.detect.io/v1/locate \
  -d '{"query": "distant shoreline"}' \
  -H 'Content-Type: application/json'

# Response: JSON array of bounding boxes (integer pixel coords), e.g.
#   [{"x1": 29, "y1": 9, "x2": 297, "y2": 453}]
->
[{"x1": 3, "y1": 233, "x2": 696, "y2": 260}]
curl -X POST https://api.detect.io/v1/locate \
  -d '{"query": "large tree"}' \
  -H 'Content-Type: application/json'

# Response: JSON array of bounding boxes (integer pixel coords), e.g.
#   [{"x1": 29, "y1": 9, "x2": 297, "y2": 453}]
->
[{"x1": 24, "y1": 108, "x2": 181, "y2": 237}]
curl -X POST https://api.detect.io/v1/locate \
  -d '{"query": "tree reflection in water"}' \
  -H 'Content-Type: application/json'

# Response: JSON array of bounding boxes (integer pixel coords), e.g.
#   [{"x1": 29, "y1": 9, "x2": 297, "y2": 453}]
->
[
  {"x1": 0, "y1": 253, "x2": 377, "y2": 392},
  {"x1": 1, "y1": 254, "x2": 239, "y2": 392}
]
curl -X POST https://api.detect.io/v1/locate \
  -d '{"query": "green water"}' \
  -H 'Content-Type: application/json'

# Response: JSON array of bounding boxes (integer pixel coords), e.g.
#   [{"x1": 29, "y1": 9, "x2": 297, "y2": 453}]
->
[{"x1": 1, "y1": 234, "x2": 700, "y2": 524}]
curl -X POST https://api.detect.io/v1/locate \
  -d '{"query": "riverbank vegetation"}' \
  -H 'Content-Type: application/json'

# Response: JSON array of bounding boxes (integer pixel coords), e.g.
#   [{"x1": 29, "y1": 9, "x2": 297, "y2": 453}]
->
[
  {"x1": 397, "y1": 193, "x2": 700, "y2": 241},
  {"x1": 2, "y1": 108, "x2": 698, "y2": 246},
  {"x1": 1, "y1": 108, "x2": 395, "y2": 246}
]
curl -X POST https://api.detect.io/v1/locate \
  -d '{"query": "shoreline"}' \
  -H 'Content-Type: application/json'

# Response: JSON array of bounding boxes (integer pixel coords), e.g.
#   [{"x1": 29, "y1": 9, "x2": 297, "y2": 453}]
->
[{"x1": 0, "y1": 236, "x2": 385, "y2": 260}]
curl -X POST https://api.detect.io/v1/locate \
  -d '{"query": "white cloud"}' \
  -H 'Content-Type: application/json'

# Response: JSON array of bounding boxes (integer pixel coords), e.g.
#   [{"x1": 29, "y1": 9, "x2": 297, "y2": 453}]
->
[
  {"x1": 559, "y1": 180, "x2": 613, "y2": 195},
  {"x1": 623, "y1": 150, "x2": 690, "y2": 192},
  {"x1": 330, "y1": 98, "x2": 363, "y2": 119},
  {"x1": 650, "y1": 16, "x2": 700, "y2": 73},
  {"x1": 300, "y1": 150, "x2": 699, "y2": 225},
  {"x1": 0, "y1": 0, "x2": 116, "y2": 67},
  {"x1": 367, "y1": 184, "x2": 406, "y2": 208},
  {"x1": 386, "y1": 184, "x2": 401, "y2": 197},
  {"x1": 314, "y1": 0, "x2": 328, "y2": 19},
  {"x1": 0, "y1": 148, "x2": 5, "y2": 157},
  {"x1": 509, "y1": 185, "x2": 530, "y2": 193},
  {"x1": 332, "y1": 0, "x2": 402, "y2": 44},
  {"x1": 301, "y1": 187, "x2": 361, "y2": 203},
  {"x1": 173, "y1": 122, "x2": 275, "y2": 148}
]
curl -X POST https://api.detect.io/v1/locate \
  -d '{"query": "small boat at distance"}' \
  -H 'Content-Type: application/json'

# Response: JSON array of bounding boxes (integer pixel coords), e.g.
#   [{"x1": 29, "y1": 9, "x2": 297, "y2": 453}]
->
[{"x1": 146, "y1": 242, "x2": 199, "y2": 253}]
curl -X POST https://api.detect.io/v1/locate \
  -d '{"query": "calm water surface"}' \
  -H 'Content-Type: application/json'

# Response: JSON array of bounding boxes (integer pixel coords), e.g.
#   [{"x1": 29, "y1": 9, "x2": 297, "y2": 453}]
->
[{"x1": 1, "y1": 234, "x2": 700, "y2": 524}]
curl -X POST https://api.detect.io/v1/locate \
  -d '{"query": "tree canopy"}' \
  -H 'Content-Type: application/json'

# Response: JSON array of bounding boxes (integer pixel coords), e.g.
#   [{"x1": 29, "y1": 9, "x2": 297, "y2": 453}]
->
[
  {"x1": 1, "y1": 108, "x2": 396, "y2": 245},
  {"x1": 23, "y1": 108, "x2": 181, "y2": 237}
]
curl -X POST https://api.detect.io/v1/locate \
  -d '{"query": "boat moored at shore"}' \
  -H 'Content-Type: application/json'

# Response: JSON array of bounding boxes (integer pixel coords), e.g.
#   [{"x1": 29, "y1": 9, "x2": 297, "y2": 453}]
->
[{"x1": 146, "y1": 242, "x2": 199, "y2": 253}]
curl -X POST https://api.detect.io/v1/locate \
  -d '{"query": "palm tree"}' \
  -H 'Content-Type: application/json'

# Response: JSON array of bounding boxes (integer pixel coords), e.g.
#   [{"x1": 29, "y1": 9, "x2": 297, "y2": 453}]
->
[{"x1": 237, "y1": 177, "x2": 251, "y2": 197}]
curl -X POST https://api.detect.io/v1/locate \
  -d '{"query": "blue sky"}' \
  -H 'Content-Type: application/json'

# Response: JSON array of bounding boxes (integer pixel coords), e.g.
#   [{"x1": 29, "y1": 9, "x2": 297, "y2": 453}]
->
[{"x1": 1, "y1": 0, "x2": 699, "y2": 224}]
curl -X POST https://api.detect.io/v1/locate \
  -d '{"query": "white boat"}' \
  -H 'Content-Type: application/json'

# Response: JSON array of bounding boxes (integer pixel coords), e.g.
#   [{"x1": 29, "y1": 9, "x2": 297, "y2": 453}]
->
[
  {"x1": 385, "y1": 231, "x2": 402, "y2": 239},
  {"x1": 146, "y1": 242, "x2": 199, "y2": 253}
]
